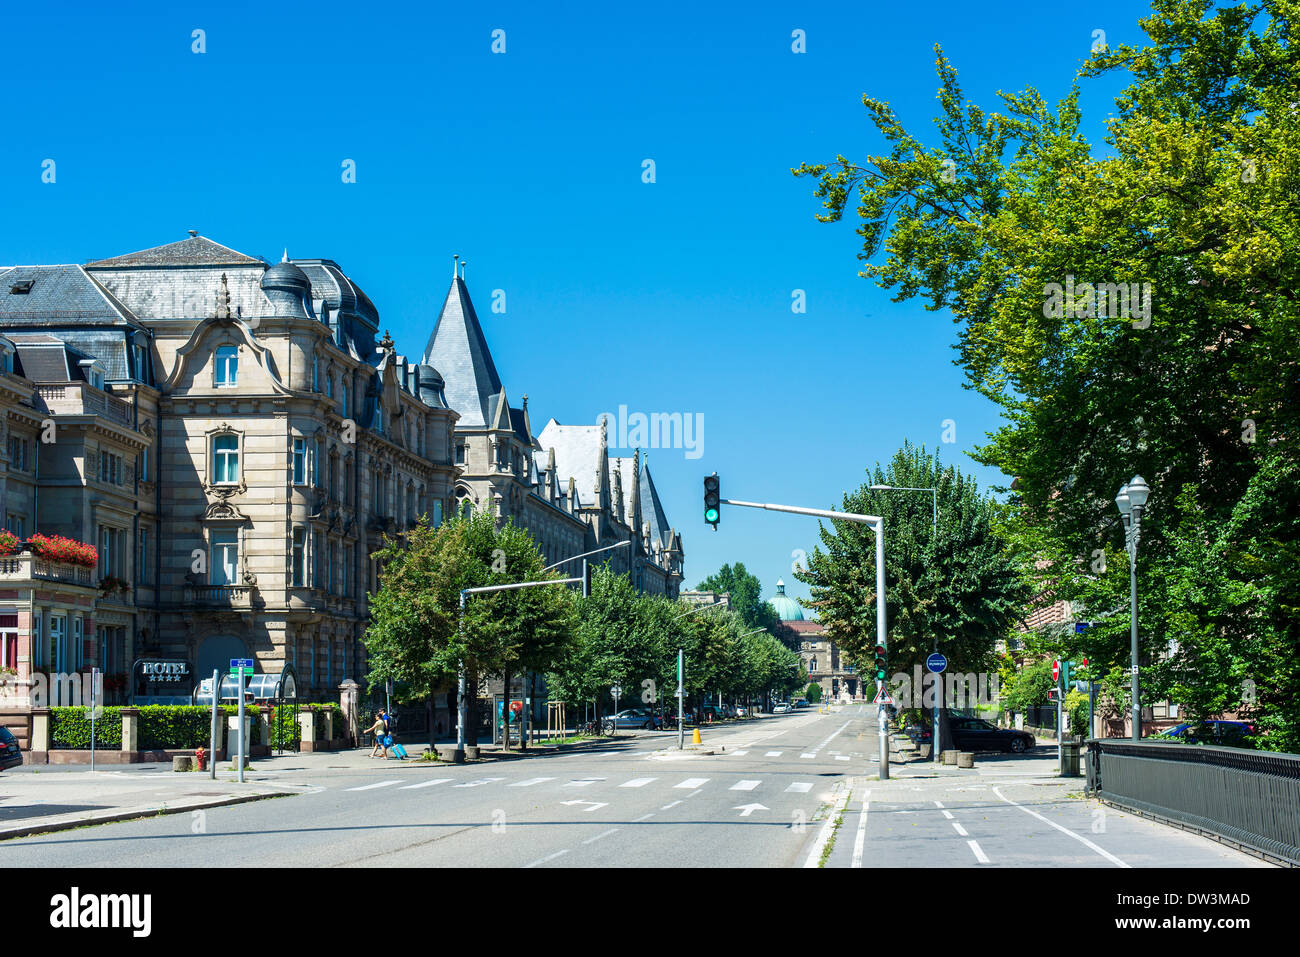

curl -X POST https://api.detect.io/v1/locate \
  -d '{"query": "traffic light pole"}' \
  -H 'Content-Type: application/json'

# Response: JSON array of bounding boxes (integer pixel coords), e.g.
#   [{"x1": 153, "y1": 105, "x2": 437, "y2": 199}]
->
[{"x1": 718, "y1": 498, "x2": 890, "y2": 780}]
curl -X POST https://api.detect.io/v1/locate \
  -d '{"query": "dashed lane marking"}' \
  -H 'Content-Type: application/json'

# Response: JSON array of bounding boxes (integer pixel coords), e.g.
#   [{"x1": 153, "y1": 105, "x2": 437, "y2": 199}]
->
[
  {"x1": 508, "y1": 777, "x2": 555, "y2": 788},
  {"x1": 674, "y1": 778, "x2": 709, "y2": 789},
  {"x1": 398, "y1": 778, "x2": 453, "y2": 790},
  {"x1": 619, "y1": 778, "x2": 657, "y2": 788},
  {"x1": 346, "y1": 780, "x2": 402, "y2": 791},
  {"x1": 785, "y1": 782, "x2": 813, "y2": 793}
]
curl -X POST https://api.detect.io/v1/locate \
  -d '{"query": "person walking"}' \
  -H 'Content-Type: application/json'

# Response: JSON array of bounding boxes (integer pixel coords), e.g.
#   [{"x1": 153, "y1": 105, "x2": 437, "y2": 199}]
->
[{"x1": 364, "y1": 711, "x2": 390, "y2": 759}]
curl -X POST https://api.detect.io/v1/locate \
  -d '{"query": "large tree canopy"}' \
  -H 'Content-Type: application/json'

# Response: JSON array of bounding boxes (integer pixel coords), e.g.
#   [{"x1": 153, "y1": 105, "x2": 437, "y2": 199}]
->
[{"x1": 794, "y1": 0, "x2": 1300, "y2": 749}]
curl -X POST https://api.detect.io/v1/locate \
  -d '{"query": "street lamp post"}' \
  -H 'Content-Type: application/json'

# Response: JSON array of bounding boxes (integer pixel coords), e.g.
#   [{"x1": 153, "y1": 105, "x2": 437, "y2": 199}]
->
[
  {"x1": 871, "y1": 483, "x2": 940, "y2": 763},
  {"x1": 1114, "y1": 476, "x2": 1150, "y2": 741}
]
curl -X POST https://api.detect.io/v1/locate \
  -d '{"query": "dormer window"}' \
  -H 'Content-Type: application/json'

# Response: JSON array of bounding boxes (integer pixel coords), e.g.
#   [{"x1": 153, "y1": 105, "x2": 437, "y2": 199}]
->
[
  {"x1": 8, "y1": 280, "x2": 33, "y2": 295},
  {"x1": 215, "y1": 346, "x2": 238, "y2": 387},
  {"x1": 78, "y1": 358, "x2": 104, "y2": 389}
]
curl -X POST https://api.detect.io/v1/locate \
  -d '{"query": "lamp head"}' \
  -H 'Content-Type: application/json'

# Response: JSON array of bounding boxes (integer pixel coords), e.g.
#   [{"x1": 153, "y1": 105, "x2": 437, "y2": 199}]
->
[
  {"x1": 1126, "y1": 475, "x2": 1150, "y2": 510},
  {"x1": 1114, "y1": 483, "x2": 1132, "y2": 517},
  {"x1": 869, "y1": 484, "x2": 892, "y2": 491}
]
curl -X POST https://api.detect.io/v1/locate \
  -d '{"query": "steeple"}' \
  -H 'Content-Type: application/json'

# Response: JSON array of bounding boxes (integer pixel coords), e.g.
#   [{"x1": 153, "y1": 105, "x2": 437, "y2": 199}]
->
[
  {"x1": 628, "y1": 449, "x2": 643, "y2": 532},
  {"x1": 422, "y1": 259, "x2": 502, "y2": 428}
]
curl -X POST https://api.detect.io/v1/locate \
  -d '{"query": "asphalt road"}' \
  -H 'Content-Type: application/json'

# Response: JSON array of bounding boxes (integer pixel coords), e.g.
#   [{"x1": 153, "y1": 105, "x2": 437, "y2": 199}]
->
[{"x1": 0, "y1": 706, "x2": 1270, "y2": 868}]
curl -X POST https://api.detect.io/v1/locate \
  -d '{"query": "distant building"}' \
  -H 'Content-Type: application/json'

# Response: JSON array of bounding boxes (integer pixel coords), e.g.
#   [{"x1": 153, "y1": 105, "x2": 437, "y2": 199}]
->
[{"x1": 766, "y1": 580, "x2": 861, "y2": 701}]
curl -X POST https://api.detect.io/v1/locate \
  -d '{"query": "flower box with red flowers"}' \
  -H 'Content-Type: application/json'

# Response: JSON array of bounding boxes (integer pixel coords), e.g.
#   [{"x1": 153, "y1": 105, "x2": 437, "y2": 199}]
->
[
  {"x1": 0, "y1": 530, "x2": 18, "y2": 557},
  {"x1": 27, "y1": 533, "x2": 99, "y2": 568}
]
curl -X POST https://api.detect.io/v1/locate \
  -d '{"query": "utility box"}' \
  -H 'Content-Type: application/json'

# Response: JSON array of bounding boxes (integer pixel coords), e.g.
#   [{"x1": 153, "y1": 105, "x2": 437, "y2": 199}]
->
[{"x1": 1061, "y1": 740, "x2": 1081, "y2": 777}]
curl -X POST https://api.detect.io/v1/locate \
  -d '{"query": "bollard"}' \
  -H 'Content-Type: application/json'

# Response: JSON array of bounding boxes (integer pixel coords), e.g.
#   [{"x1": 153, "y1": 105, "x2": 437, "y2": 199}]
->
[
  {"x1": 957, "y1": 752, "x2": 974, "y2": 769},
  {"x1": 942, "y1": 749, "x2": 960, "y2": 765},
  {"x1": 692, "y1": 727, "x2": 702, "y2": 745},
  {"x1": 172, "y1": 755, "x2": 195, "y2": 772}
]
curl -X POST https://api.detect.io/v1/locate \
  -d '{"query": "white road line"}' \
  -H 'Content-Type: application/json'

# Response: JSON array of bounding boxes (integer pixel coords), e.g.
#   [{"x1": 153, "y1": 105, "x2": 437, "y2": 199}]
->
[
  {"x1": 633, "y1": 813, "x2": 655, "y2": 822},
  {"x1": 453, "y1": 777, "x2": 506, "y2": 788},
  {"x1": 786, "y1": 782, "x2": 813, "y2": 793},
  {"x1": 800, "y1": 753, "x2": 816, "y2": 759},
  {"x1": 581, "y1": 828, "x2": 620, "y2": 845},
  {"x1": 508, "y1": 777, "x2": 555, "y2": 788},
  {"x1": 731, "y1": 750, "x2": 750, "y2": 757},
  {"x1": 803, "y1": 780, "x2": 853, "y2": 868},
  {"x1": 934, "y1": 801, "x2": 945, "y2": 808},
  {"x1": 765, "y1": 751, "x2": 783, "y2": 757},
  {"x1": 851, "y1": 791, "x2": 871, "y2": 868},
  {"x1": 992, "y1": 786, "x2": 1130, "y2": 868},
  {"x1": 941, "y1": 810, "x2": 954, "y2": 819},
  {"x1": 729, "y1": 780, "x2": 761, "y2": 791},
  {"x1": 563, "y1": 779, "x2": 604, "y2": 788},
  {"x1": 661, "y1": 800, "x2": 682, "y2": 809},
  {"x1": 346, "y1": 780, "x2": 402, "y2": 791},
  {"x1": 952, "y1": 822, "x2": 969, "y2": 837},
  {"x1": 674, "y1": 778, "x2": 709, "y2": 789},
  {"x1": 686, "y1": 789, "x2": 703, "y2": 798},
  {"x1": 525, "y1": 849, "x2": 570, "y2": 868},
  {"x1": 968, "y1": 840, "x2": 991, "y2": 864},
  {"x1": 398, "y1": 778, "x2": 452, "y2": 790},
  {"x1": 835, "y1": 755, "x2": 850, "y2": 762},
  {"x1": 813, "y1": 720, "x2": 852, "y2": 752},
  {"x1": 619, "y1": 777, "x2": 658, "y2": 788}
]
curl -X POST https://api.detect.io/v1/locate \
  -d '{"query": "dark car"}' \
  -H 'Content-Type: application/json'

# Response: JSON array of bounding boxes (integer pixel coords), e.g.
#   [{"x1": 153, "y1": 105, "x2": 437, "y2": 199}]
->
[
  {"x1": 1155, "y1": 720, "x2": 1254, "y2": 747},
  {"x1": 907, "y1": 717, "x2": 1034, "y2": 754},
  {"x1": 0, "y1": 726, "x2": 22, "y2": 771}
]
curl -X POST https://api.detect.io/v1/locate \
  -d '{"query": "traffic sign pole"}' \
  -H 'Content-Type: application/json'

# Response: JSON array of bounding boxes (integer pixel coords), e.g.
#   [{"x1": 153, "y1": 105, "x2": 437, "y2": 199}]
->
[
  {"x1": 209, "y1": 669, "x2": 219, "y2": 780},
  {"x1": 237, "y1": 666, "x2": 246, "y2": 784},
  {"x1": 927, "y1": 653, "x2": 947, "y2": 764}
]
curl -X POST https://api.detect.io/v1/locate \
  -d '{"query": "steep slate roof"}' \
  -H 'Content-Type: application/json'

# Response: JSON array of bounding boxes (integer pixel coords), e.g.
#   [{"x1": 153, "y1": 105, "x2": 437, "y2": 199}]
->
[
  {"x1": 8, "y1": 334, "x2": 96, "y2": 383},
  {"x1": 421, "y1": 276, "x2": 501, "y2": 428},
  {"x1": 0, "y1": 265, "x2": 139, "y2": 325},
  {"x1": 638, "y1": 459, "x2": 673, "y2": 548},
  {"x1": 87, "y1": 234, "x2": 262, "y2": 268},
  {"x1": 537, "y1": 420, "x2": 605, "y2": 508}
]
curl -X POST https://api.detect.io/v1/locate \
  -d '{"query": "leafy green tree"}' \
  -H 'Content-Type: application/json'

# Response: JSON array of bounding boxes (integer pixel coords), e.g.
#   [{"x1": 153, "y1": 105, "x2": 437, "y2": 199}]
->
[
  {"x1": 364, "y1": 510, "x2": 574, "y2": 749},
  {"x1": 696, "y1": 562, "x2": 781, "y2": 633},
  {"x1": 793, "y1": 0, "x2": 1300, "y2": 749},
  {"x1": 805, "y1": 683, "x2": 822, "y2": 704}
]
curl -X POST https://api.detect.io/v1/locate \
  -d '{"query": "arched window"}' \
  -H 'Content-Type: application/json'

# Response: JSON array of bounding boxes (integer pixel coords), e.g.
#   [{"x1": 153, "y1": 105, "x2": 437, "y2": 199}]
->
[
  {"x1": 215, "y1": 346, "x2": 238, "y2": 387},
  {"x1": 212, "y1": 434, "x2": 240, "y2": 484}
]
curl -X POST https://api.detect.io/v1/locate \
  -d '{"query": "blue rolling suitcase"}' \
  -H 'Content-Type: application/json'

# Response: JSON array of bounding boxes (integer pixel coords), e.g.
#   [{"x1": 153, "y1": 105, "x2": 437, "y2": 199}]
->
[{"x1": 390, "y1": 742, "x2": 408, "y2": 759}]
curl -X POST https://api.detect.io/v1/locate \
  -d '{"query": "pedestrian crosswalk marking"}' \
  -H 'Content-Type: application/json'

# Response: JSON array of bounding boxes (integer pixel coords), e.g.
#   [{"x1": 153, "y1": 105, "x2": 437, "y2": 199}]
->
[
  {"x1": 508, "y1": 777, "x2": 555, "y2": 788},
  {"x1": 785, "y1": 782, "x2": 813, "y2": 793},
  {"x1": 564, "y1": 778, "x2": 605, "y2": 787},
  {"x1": 619, "y1": 778, "x2": 657, "y2": 788},
  {"x1": 674, "y1": 777, "x2": 709, "y2": 789},
  {"x1": 800, "y1": 753, "x2": 816, "y2": 759},
  {"x1": 730, "y1": 780, "x2": 761, "y2": 791},
  {"x1": 835, "y1": 755, "x2": 851, "y2": 762},
  {"x1": 452, "y1": 777, "x2": 505, "y2": 788},
  {"x1": 731, "y1": 750, "x2": 749, "y2": 757},
  {"x1": 398, "y1": 778, "x2": 452, "y2": 790},
  {"x1": 765, "y1": 751, "x2": 783, "y2": 757},
  {"x1": 347, "y1": 780, "x2": 402, "y2": 791}
]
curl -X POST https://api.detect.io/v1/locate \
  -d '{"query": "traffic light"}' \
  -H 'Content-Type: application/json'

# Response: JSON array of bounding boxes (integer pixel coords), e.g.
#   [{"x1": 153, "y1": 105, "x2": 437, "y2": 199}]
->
[
  {"x1": 873, "y1": 644, "x2": 887, "y2": 682},
  {"x1": 582, "y1": 561, "x2": 594, "y2": 598},
  {"x1": 703, "y1": 474, "x2": 721, "y2": 528}
]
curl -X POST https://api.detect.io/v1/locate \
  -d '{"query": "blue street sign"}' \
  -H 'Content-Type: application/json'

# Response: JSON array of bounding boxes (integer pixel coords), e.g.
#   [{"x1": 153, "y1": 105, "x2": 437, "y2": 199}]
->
[
  {"x1": 230, "y1": 658, "x2": 254, "y2": 670},
  {"x1": 926, "y1": 653, "x2": 947, "y2": 674},
  {"x1": 1074, "y1": 622, "x2": 1093, "y2": 633}
]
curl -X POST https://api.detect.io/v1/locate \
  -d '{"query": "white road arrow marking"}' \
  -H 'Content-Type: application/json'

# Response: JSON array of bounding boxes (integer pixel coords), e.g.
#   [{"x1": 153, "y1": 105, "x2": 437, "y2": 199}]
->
[
  {"x1": 560, "y1": 800, "x2": 608, "y2": 812},
  {"x1": 733, "y1": 803, "x2": 769, "y2": 817}
]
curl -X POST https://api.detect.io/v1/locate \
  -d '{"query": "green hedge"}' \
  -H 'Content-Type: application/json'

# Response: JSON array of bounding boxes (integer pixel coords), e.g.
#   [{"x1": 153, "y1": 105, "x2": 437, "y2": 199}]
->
[
  {"x1": 138, "y1": 705, "x2": 212, "y2": 750},
  {"x1": 51, "y1": 707, "x2": 122, "y2": 749},
  {"x1": 270, "y1": 705, "x2": 301, "y2": 750}
]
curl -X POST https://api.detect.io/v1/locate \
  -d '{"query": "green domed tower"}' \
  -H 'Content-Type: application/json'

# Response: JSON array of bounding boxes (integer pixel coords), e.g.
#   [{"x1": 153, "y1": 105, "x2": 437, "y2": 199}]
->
[{"x1": 767, "y1": 579, "x2": 804, "y2": 622}]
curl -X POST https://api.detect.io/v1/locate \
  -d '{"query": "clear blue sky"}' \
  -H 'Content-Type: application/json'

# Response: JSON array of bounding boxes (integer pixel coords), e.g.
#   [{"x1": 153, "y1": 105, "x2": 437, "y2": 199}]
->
[{"x1": 1, "y1": 0, "x2": 1146, "y2": 611}]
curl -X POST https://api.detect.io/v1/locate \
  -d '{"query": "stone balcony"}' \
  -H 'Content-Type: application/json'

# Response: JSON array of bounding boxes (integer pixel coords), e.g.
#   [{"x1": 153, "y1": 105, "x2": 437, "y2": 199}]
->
[
  {"x1": 34, "y1": 382, "x2": 133, "y2": 427},
  {"x1": 0, "y1": 555, "x2": 96, "y2": 589},
  {"x1": 185, "y1": 583, "x2": 255, "y2": 606}
]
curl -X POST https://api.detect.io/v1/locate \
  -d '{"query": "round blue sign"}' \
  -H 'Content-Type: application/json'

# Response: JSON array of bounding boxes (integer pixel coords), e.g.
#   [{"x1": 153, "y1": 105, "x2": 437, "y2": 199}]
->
[{"x1": 926, "y1": 653, "x2": 947, "y2": 674}]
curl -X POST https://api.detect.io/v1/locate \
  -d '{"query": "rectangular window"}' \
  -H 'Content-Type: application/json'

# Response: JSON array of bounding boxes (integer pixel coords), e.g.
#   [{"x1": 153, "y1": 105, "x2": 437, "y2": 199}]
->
[
  {"x1": 137, "y1": 528, "x2": 150, "y2": 585},
  {"x1": 312, "y1": 357, "x2": 319, "y2": 392},
  {"x1": 292, "y1": 438, "x2": 307, "y2": 485},
  {"x1": 455, "y1": 442, "x2": 465, "y2": 465},
  {"x1": 327, "y1": 541, "x2": 336, "y2": 593},
  {"x1": 313, "y1": 532, "x2": 323, "y2": 588},
  {"x1": 138, "y1": 447, "x2": 150, "y2": 483},
  {"x1": 32, "y1": 613, "x2": 42, "y2": 668},
  {"x1": 211, "y1": 531, "x2": 238, "y2": 586},
  {"x1": 8, "y1": 436, "x2": 27, "y2": 471},
  {"x1": 1, "y1": 613, "x2": 17, "y2": 670},
  {"x1": 99, "y1": 451, "x2": 122, "y2": 485},
  {"x1": 133, "y1": 343, "x2": 147, "y2": 382},
  {"x1": 213, "y1": 435, "x2": 240, "y2": 484},
  {"x1": 215, "y1": 346, "x2": 238, "y2": 386},
  {"x1": 73, "y1": 617, "x2": 83, "y2": 670},
  {"x1": 312, "y1": 438, "x2": 322, "y2": 486},
  {"x1": 291, "y1": 528, "x2": 306, "y2": 587},
  {"x1": 50, "y1": 615, "x2": 67, "y2": 673}
]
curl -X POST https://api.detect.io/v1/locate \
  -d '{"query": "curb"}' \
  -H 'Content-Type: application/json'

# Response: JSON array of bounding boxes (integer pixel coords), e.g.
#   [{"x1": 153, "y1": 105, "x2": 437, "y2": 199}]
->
[{"x1": 0, "y1": 789, "x2": 288, "y2": 842}]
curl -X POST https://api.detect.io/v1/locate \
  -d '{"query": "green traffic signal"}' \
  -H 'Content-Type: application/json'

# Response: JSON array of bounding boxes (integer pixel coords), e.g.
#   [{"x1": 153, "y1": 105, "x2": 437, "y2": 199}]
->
[
  {"x1": 703, "y1": 474, "x2": 721, "y2": 528},
  {"x1": 705, "y1": 507, "x2": 719, "y2": 523}
]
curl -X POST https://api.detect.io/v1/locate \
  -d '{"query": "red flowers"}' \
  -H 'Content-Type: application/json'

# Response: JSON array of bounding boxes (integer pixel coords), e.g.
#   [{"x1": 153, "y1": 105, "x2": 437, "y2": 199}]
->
[
  {"x1": 28, "y1": 533, "x2": 99, "y2": 568},
  {"x1": 0, "y1": 530, "x2": 18, "y2": 557}
]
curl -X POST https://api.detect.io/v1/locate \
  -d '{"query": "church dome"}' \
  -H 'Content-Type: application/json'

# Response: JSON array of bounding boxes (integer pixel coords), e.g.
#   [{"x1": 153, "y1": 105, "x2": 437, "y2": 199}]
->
[{"x1": 767, "y1": 579, "x2": 804, "y2": 622}]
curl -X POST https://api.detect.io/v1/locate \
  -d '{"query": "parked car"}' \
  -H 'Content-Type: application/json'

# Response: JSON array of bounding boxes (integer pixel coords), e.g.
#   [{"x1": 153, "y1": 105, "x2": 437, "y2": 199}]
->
[
  {"x1": 0, "y1": 726, "x2": 22, "y2": 771},
  {"x1": 734, "y1": 706, "x2": 748, "y2": 718},
  {"x1": 773, "y1": 703, "x2": 791, "y2": 714},
  {"x1": 907, "y1": 717, "x2": 1035, "y2": 754},
  {"x1": 1154, "y1": 720, "x2": 1255, "y2": 747},
  {"x1": 609, "y1": 708, "x2": 657, "y2": 730}
]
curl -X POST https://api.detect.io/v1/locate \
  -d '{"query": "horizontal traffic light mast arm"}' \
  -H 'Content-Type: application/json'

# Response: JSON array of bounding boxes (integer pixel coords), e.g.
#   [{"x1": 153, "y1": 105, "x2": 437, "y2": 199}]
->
[
  {"x1": 719, "y1": 499, "x2": 882, "y2": 527},
  {"x1": 462, "y1": 577, "x2": 582, "y2": 597}
]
